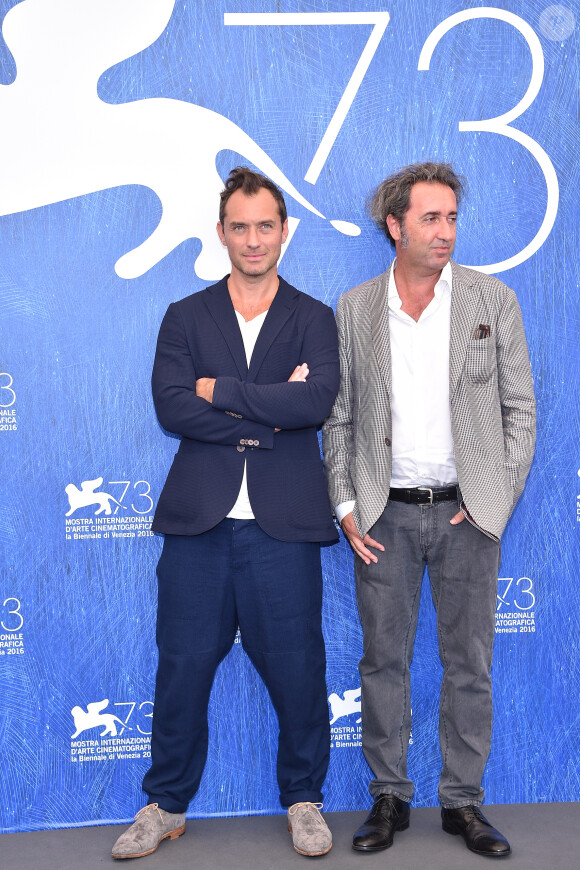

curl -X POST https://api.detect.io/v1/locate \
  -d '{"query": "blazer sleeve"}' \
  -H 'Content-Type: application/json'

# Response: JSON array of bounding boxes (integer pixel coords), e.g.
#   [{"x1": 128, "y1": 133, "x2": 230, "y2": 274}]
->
[
  {"x1": 496, "y1": 288, "x2": 536, "y2": 506},
  {"x1": 211, "y1": 303, "x2": 340, "y2": 430},
  {"x1": 152, "y1": 302, "x2": 275, "y2": 449},
  {"x1": 322, "y1": 296, "x2": 357, "y2": 507}
]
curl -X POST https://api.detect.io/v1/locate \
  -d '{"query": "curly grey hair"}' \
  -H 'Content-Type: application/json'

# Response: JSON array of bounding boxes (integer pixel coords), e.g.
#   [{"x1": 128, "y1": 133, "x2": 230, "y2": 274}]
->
[{"x1": 369, "y1": 162, "x2": 464, "y2": 245}]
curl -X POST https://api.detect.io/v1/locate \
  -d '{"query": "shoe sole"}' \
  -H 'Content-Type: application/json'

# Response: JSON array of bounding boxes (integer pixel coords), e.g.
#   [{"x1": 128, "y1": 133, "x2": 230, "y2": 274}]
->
[
  {"x1": 442, "y1": 823, "x2": 511, "y2": 857},
  {"x1": 292, "y1": 843, "x2": 333, "y2": 857},
  {"x1": 112, "y1": 824, "x2": 186, "y2": 859},
  {"x1": 352, "y1": 819, "x2": 410, "y2": 852}
]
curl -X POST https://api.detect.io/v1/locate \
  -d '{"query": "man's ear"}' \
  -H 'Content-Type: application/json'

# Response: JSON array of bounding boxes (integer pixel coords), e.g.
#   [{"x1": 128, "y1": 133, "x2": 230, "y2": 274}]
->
[
  {"x1": 386, "y1": 214, "x2": 401, "y2": 242},
  {"x1": 281, "y1": 218, "x2": 289, "y2": 245},
  {"x1": 216, "y1": 221, "x2": 227, "y2": 246}
]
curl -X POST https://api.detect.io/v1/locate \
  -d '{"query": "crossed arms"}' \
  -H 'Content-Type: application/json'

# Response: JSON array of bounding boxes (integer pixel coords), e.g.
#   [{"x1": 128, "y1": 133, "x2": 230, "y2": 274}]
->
[{"x1": 152, "y1": 299, "x2": 339, "y2": 446}]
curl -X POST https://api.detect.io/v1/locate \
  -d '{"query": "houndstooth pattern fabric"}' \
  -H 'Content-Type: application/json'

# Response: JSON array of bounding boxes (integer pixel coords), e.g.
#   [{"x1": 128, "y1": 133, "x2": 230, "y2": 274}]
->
[{"x1": 322, "y1": 261, "x2": 536, "y2": 541}]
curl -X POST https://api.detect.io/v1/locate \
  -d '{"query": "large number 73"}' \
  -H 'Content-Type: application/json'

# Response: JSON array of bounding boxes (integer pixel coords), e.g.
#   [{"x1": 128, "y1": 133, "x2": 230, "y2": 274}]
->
[
  {"x1": 228, "y1": 8, "x2": 557, "y2": 274},
  {"x1": 497, "y1": 576, "x2": 536, "y2": 611}
]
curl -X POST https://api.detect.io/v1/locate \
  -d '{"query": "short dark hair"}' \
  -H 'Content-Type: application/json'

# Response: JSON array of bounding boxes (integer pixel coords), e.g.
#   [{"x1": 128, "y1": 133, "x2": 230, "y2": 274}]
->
[
  {"x1": 219, "y1": 166, "x2": 287, "y2": 226},
  {"x1": 369, "y1": 162, "x2": 465, "y2": 245}
]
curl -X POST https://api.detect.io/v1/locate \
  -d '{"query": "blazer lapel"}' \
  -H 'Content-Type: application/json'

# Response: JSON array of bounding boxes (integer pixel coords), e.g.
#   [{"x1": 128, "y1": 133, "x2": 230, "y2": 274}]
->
[
  {"x1": 247, "y1": 277, "x2": 298, "y2": 382},
  {"x1": 449, "y1": 261, "x2": 476, "y2": 397},
  {"x1": 367, "y1": 268, "x2": 392, "y2": 394},
  {"x1": 203, "y1": 278, "x2": 248, "y2": 379}
]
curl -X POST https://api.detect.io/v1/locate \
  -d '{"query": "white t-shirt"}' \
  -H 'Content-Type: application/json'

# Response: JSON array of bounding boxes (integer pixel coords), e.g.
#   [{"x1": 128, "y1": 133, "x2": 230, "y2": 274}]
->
[{"x1": 227, "y1": 309, "x2": 268, "y2": 519}]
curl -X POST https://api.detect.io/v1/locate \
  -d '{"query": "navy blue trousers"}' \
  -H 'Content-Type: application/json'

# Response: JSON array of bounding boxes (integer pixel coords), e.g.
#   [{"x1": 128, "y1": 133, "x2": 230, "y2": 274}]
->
[{"x1": 142, "y1": 519, "x2": 330, "y2": 813}]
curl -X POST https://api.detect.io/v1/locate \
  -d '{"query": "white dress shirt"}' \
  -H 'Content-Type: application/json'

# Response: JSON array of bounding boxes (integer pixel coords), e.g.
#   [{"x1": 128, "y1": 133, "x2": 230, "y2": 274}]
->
[
  {"x1": 335, "y1": 262, "x2": 457, "y2": 524},
  {"x1": 227, "y1": 310, "x2": 268, "y2": 519}
]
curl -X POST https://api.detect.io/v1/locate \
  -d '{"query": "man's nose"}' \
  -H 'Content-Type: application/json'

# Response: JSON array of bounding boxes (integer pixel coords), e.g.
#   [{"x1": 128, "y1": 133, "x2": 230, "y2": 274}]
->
[
  {"x1": 437, "y1": 221, "x2": 455, "y2": 241},
  {"x1": 246, "y1": 226, "x2": 260, "y2": 247}
]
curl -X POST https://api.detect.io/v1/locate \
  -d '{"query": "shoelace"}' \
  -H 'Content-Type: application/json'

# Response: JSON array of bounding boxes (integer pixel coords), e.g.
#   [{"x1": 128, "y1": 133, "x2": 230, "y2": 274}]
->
[
  {"x1": 134, "y1": 803, "x2": 164, "y2": 823},
  {"x1": 461, "y1": 806, "x2": 486, "y2": 825},
  {"x1": 371, "y1": 796, "x2": 401, "y2": 820},
  {"x1": 288, "y1": 802, "x2": 325, "y2": 824}
]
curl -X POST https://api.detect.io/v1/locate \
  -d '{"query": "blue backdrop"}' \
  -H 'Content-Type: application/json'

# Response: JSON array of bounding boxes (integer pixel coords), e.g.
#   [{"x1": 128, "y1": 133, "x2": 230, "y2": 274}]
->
[{"x1": 0, "y1": 0, "x2": 578, "y2": 832}]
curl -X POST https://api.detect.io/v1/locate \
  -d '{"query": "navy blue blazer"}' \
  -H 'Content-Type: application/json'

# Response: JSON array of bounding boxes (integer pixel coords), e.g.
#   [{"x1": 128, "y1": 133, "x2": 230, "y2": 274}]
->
[{"x1": 151, "y1": 276, "x2": 340, "y2": 544}]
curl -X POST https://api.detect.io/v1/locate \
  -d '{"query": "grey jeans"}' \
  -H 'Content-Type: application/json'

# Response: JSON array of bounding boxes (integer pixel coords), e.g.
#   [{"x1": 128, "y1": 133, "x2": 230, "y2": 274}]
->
[{"x1": 355, "y1": 497, "x2": 501, "y2": 808}]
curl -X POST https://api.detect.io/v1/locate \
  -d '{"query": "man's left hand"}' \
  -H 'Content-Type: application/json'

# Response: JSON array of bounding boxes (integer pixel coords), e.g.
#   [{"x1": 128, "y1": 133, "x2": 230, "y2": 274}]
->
[
  {"x1": 450, "y1": 510, "x2": 465, "y2": 525},
  {"x1": 196, "y1": 377, "x2": 216, "y2": 402}
]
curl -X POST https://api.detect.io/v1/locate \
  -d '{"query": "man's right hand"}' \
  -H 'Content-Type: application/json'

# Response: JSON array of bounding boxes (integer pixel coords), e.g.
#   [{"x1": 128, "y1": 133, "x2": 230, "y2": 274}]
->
[
  {"x1": 341, "y1": 512, "x2": 385, "y2": 565},
  {"x1": 288, "y1": 363, "x2": 309, "y2": 382}
]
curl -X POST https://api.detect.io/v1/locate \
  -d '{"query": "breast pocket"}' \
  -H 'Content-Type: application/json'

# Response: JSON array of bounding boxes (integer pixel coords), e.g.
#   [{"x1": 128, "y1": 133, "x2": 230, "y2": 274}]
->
[{"x1": 465, "y1": 337, "x2": 495, "y2": 384}]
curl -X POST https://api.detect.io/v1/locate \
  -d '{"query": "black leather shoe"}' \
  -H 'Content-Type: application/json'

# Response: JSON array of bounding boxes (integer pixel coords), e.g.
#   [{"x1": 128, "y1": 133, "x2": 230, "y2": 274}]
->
[
  {"x1": 441, "y1": 806, "x2": 511, "y2": 857},
  {"x1": 352, "y1": 794, "x2": 410, "y2": 852}
]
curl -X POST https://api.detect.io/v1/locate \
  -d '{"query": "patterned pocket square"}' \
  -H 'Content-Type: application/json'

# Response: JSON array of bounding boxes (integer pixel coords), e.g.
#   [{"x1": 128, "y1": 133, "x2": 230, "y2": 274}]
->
[{"x1": 474, "y1": 323, "x2": 490, "y2": 340}]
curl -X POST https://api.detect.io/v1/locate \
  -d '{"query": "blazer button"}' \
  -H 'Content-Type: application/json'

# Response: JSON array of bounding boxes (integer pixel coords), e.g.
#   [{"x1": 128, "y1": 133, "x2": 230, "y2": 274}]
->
[
  {"x1": 237, "y1": 445, "x2": 245, "y2": 453},
  {"x1": 254, "y1": 440, "x2": 259, "y2": 447},
  {"x1": 384, "y1": 437, "x2": 391, "y2": 446}
]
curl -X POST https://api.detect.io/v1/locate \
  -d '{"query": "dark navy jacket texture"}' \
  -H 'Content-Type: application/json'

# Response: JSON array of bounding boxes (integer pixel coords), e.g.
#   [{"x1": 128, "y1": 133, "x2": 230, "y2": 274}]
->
[{"x1": 151, "y1": 275, "x2": 340, "y2": 543}]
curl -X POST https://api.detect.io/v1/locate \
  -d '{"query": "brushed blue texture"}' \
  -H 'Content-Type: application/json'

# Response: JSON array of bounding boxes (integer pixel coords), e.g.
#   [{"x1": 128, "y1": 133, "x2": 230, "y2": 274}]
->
[{"x1": 0, "y1": 0, "x2": 578, "y2": 832}]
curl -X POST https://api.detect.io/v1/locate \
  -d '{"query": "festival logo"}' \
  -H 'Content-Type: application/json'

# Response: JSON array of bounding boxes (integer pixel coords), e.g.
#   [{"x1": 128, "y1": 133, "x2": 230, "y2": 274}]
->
[
  {"x1": 64, "y1": 476, "x2": 154, "y2": 541},
  {"x1": 0, "y1": 2, "x2": 559, "y2": 278},
  {"x1": 70, "y1": 697, "x2": 153, "y2": 763}
]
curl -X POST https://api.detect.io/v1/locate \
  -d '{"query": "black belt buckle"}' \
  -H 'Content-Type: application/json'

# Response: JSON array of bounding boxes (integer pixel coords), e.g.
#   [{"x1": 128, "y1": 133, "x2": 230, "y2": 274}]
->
[{"x1": 417, "y1": 486, "x2": 434, "y2": 505}]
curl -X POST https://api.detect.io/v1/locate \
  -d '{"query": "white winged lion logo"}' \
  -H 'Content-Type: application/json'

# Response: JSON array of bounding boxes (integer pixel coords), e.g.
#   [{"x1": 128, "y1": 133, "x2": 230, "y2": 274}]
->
[
  {"x1": 0, "y1": 0, "x2": 358, "y2": 281},
  {"x1": 65, "y1": 478, "x2": 124, "y2": 516},
  {"x1": 328, "y1": 688, "x2": 362, "y2": 725},
  {"x1": 71, "y1": 699, "x2": 131, "y2": 738}
]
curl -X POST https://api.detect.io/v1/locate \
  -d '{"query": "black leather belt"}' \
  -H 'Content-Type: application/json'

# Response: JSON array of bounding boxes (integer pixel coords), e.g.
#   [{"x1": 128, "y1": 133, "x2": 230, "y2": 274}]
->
[{"x1": 389, "y1": 486, "x2": 458, "y2": 505}]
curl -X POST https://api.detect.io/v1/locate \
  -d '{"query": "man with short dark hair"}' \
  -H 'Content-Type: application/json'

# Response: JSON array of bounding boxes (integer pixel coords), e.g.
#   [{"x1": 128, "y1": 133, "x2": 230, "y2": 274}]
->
[
  {"x1": 112, "y1": 167, "x2": 339, "y2": 859},
  {"x1": 323, "y1": 162, "x2": 535, "y2": 858}
]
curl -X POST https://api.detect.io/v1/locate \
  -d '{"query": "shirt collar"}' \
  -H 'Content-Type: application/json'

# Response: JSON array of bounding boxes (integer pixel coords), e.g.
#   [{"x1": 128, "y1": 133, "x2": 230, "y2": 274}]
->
[
  {"x1": 436, "y1": 261, "x2": 453, "y2": 297},
  {"x1": 388, "y1": 260, "x2": 453, "y2": 309}
]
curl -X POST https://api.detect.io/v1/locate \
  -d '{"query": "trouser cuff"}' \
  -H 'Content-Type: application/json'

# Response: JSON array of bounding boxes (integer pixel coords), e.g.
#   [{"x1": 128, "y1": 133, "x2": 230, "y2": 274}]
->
[
  {"x1": 146, "y1": 794, "x2": 189, "y2": 815},
  {"x1": 440, "y1": 800, "x2": 483, "y2": 809},
  {"x1": 280, "y1": 790, "x2": 324, "y2": 808}
]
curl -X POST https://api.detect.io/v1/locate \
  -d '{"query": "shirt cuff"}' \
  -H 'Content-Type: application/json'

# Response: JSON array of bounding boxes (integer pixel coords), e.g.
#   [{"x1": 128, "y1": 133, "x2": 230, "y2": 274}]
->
[{"x1": 335, "y1": 500, "x2": 356, "y2": 525}]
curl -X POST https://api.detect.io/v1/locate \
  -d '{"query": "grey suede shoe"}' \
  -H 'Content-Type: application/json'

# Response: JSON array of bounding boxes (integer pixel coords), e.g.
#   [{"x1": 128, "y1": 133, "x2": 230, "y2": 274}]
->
[
  {"x1": 287, "y1": 802, "x2": 332, "y2": 856},
  {"x1": 112, "y1": 803, "x2": 186, "y2": 859}
]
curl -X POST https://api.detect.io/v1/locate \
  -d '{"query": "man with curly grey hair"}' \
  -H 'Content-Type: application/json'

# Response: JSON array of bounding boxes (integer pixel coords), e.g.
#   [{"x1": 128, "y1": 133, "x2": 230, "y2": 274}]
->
[{"x1": 323, "y1": 162, "x2": 535, "y2": 858}]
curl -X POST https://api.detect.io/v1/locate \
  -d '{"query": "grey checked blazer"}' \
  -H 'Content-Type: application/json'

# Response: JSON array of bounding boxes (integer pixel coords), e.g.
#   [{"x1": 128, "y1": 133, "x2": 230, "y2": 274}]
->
[{"x1": 322, "y1": 261, "x2": 536, "y2": 541}]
